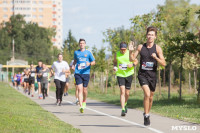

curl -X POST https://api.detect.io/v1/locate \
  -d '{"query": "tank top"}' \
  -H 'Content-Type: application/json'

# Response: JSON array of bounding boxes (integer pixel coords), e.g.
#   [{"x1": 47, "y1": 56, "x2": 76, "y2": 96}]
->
[
  {"x1": 116, "y1": 50, "x2": 134, "y2": 77},
  {"x1": 30, "y1": 69, "x2": 36, "y2": 77},
  {"x1": 138, "y1": 43, "x2": 158, "y2": 78}
]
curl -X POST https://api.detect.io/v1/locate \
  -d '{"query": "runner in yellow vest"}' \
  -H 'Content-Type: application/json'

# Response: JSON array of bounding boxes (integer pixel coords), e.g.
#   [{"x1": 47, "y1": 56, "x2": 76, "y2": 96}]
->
[{"x1": 113, "y1": 42, "x2": 138, "y2": 116}]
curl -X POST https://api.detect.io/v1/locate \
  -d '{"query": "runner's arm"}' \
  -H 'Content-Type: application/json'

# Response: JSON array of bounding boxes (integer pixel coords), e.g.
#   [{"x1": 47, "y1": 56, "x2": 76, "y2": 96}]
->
[
  {"x1": 152, "y1": 46, "x2": 166, "y2": 66},
  {"x1": 129, "y1": 44, "x2": 142, "y2": 62}
]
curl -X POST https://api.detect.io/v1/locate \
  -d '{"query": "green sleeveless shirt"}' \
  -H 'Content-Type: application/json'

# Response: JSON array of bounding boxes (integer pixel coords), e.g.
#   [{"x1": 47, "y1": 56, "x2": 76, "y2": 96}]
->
[{"x1": 116, "y1": 50, "x2": 134, "y2": 77}]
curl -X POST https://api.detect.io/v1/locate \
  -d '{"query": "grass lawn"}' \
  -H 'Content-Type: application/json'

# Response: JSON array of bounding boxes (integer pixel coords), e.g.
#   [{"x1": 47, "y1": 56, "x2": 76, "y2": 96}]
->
[
  {"x1": 0, "y1": 82, "x2": 81, "y2": 133},
  {"x1": 55, "y1": 83, "x2": 200, "y2": 124}
]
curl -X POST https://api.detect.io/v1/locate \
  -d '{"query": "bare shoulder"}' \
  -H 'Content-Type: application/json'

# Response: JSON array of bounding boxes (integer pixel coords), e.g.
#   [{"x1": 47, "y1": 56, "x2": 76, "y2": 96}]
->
[{"x1": 155, "y1": 45, "x2": 163, "y2": 53}]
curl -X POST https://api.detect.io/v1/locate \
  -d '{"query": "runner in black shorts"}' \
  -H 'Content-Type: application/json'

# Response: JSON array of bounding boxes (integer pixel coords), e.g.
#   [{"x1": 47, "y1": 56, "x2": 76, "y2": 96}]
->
[
  {"x1": 23, "y1": 69, "x2": 29, "y2": 94},
  {"x1": 129, "y1": 26, "x2": 166, "y2": 126},
  {"x1": 113, "y1": 42, "x2": 138, "y2": 116},
  {"x1": 28, "y1": 63, "x2": 36, "y2": 97}
]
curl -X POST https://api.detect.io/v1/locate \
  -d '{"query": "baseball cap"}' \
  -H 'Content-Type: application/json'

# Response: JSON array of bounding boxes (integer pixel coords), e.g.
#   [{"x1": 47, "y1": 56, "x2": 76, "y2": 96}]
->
[{"x1": 120, "y1": 43, "x2": 127, "y2": 49}]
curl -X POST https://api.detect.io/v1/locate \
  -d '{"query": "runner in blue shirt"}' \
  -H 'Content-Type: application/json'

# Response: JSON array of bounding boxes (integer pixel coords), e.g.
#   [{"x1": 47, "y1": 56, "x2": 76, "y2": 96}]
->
[{"x1": 72, "y1": 38, "x2": 95, "y2": 113}]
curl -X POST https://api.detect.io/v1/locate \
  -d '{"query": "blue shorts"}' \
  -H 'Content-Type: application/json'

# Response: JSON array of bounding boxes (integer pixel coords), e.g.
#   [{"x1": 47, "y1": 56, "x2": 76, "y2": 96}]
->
[
  {"x1": 37, "y1": 78, "x2": 41, "y2": 82},
  {"x1": 74, "y1": 74, "x2": 90, "y2": 87}
]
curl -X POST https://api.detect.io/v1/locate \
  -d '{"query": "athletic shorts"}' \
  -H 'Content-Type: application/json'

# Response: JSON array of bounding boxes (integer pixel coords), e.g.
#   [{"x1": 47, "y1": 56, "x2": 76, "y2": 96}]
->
[
  {"x1": 24, "y1": 78, "x2": 29, "y2": 83},
  {"x1": 16, "y1": 80, "x2": 20, "y2": 85},
  {"x1": 29, "y1": 77, "x2": 35, "y2": 85},
  {"x1": 138, "y1": 74, "x2": 156, "y2": 92},
  {"x1": 74, "y1": 74, "x2": 90, "y2": 87},
  {"x1": 66, "y1": 78, "x2": 69, "y2": 83},
  {"x1": 41, "y1": 82, "x2": 48, "y2": 89},
  {"x1": 117, "y1": 75, "x2": 133, "y2": 90},
  {"x1": 37, "y1": 78, "x2": 41, "y2": 82}
]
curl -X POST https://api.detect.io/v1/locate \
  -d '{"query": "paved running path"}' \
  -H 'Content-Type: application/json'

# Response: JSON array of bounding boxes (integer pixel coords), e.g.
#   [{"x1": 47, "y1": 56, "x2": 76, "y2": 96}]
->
[{"x1": 15, "y1": 87, "x2": 199, "y2": 133}]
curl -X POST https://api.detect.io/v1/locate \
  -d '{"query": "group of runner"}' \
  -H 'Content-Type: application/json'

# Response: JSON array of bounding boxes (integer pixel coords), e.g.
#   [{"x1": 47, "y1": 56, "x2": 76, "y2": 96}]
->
[{"x1": 11, "y1": 26, "x2": 166, "y2": 126}]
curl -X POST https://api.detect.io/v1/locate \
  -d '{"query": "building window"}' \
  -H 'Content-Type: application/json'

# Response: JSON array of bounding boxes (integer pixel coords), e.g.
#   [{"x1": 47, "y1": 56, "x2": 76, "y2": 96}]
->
[
  {"x1": 39, "y1": 15, "x2": 43, "y2": 19},
  {"x1": 39, "y1": 22, "x2": 43, "y2": 26},
  {"x1": 53, "y1": 21, "x2": 56, "y2": 25},
  {"x1": 53, "y1": 7, "x2": 56, "y2": 11},
  {"x1": 3, "y1": 8, "x2": 8, "y2": 12},
  {"x1": 32, "y1": 15, "x2": 37, "y2": 19},
  {"x1": 53, "y1": 14, "x2": 56, "y2": 18},
  {"x1": 3, "y1": 14, "x2": 8, "y2": 18},
  {"x1": 39, "y1": 8, "x2": 43, "y2": 12},
  {"x1": 39, "y1": 1, "x2": 43, "y2": 4},
  {"x1": 33, "y1": 1, "x2": 37, "y2": 4},
  {"x1": 32, "y1": 8, "x2": 36, "y2": 12},
  {"x1": 53, "y1": 1, "x2": 56, "y2": 4}
]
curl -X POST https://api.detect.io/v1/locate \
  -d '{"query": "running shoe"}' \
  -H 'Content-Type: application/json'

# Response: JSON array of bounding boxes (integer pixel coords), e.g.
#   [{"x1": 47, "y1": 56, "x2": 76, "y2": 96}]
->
[
  {"x1": 82, "y1": 102, "x2": 86, "y2": 109},
  {"x1": 144, "y1": 114, "x2": 150, "y2": 126},
  {"x1": 28, "y1": 92, "x2": 30, "y2": 95},
  {"x1": 58, "y1": 102, "x2": 62, "y2": 106},
  {"x1": 80, "y1": 107, "x2": 84, "y2": 113},
  {"x1": 121, "y1": 110, "x2": 126, "y2": 116},
  {"x1": 64, "y1": 93, "x2": 66, "y2": 96},
  {"x1": 65, "y1": 92, "x2": 68, "y2": 96},
  {"x1": 125, "y1": 104, "x2": 128, "y2": 113},
  {"x1": 75, "y1": 100, "x2": 79, "y2": 105}
]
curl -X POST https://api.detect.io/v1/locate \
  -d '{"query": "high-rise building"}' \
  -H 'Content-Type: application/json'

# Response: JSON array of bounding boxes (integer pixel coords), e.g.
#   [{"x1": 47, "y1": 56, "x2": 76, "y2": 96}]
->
[{"x1": 0, "y1": 0, "x2": 63, "y2": 48}]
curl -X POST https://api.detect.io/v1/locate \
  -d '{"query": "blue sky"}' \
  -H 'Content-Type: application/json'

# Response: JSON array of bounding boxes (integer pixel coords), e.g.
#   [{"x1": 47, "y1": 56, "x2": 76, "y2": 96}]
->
[{"x1": 62, "y1": 0, "x2": 200, "y2": 53}]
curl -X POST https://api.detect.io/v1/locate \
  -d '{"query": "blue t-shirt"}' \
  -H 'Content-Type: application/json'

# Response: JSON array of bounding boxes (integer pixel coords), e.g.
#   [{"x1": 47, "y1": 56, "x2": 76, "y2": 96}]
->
[
  {"x1": 36, "y1": 66, "x2": 42, "y2": 79},
  {"x1": 74, "y1": 49, "x2": 95, "y2": 74}
]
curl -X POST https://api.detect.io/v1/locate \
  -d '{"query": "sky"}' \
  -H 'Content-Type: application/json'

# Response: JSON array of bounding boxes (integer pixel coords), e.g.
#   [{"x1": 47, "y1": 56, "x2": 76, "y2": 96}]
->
[{"x1": 62, "y1": 0, "x2": 200, "y2": 53}]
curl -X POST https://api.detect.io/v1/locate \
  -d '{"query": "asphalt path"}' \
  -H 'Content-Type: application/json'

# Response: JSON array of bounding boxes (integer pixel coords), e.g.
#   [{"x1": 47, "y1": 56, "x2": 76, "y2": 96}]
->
[{"x1": 14, "y1": 86, "x2": 200, "y2": 133}]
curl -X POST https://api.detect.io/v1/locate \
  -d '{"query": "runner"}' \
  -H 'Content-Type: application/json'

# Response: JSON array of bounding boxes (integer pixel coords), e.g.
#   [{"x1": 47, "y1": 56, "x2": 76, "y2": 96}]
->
[
  {"x1": 129, "y1": 26, "x2": 166, "y2": 126},
  {"x1": 16, "y1": 72, "x2": 21, "y2": 90},
  {"x1": 28, "y1": 63, "x2": 36, "y2": 97},
  {"x1": 23, "y1": 69, "x2": 29, "y2": 94},
  {"x1": 64, "y1": 70, "x2": 71, "y2": 96},
  {"x1": 51, "y1": 53, "x2": 70, "y2": 106},
  {"x1": 13, "y1": 73, "x2": 17, "y2": 88},
  {"x1": 113, "y1": 42, "x2": 138, "y2": 116},
  {"x1": 38, "y1": 63, "x2": 50, "y2": 99},
  {"x1": 72, "y1": 38, "x2": 95, "y2": 113},
  {"x1": 36, "y1": 61, "x2": 43, "y2": 99},
  {"x1": 70, "y1": 60, "x2": 79, "y2": 105}
]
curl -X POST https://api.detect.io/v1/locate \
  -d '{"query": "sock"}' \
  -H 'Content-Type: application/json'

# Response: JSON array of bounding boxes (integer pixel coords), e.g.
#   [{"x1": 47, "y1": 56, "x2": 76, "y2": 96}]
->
[
  {"x1": 125, "y1": 102, "x2": 127, "y2": 106},
  {"x1": 145, "y1": 114, "x2": 150, "y2": 117},
  {"x1": 122, "y1": 107, "x2": 125, "y2": 110},
  {"x1": 83, "y1": 100, "x2": 86, "y2": 103},
  {"x1": 76, "y1": 98, "x2": 78, "y2": 101}
]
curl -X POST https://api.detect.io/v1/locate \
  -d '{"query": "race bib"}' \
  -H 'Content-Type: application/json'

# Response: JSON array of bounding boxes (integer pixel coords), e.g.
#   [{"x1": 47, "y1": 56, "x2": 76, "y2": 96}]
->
[
  {"x1": 43, "y1": 73, "x2": 48, "y2": 77},
  {"x1": 31, "y1": 73, "x2": 35, "y2": 77},
  {"x1": 78, "y1": 63, "x2": 86, "y2": 70},
  {"x1": 142, "y1": 62, "x2": 154, "y2": 70},
  {"x1": 119, "y1": 64, "x2": 127, "y2": 70}
]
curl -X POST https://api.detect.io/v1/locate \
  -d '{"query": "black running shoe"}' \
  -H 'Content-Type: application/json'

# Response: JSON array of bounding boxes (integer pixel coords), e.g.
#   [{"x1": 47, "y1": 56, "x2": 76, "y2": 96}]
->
[
  {"x1": 144, "y1": 115, "x2": 150, "y2": 126},
  {"x1": 28, "y1": 92, "x2": 30, "y2": 95},
  {"x1": 121, "y1": 110, "x2": 126, "y2": 116}
]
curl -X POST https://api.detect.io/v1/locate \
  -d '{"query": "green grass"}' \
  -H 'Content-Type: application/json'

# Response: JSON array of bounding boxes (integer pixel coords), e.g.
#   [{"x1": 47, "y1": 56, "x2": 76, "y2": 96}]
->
[
  {"x1": 0, "y1": 82, "x2": 81, "y2": 133},
  {"x1": 60, "y1": 84, "x2": 200, "y2": 124}
]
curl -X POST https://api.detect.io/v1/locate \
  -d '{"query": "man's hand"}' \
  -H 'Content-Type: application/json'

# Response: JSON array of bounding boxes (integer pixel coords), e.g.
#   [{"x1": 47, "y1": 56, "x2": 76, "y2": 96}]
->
[
  {"x1": 127, "y1": 64, "x2": 133, "y2": 68},
  {"x1": 151, "y1": 53, "x2": 158, "y2": 59},
  {"x1": 86, "y1": 62, "x2": 91, "y2": 66},
  {"x1": 128, "y1": 41, "x2": 135, "y2": 51},
  {"x1": 113, "y1": 66, "x2": 118, "y2": 72}
]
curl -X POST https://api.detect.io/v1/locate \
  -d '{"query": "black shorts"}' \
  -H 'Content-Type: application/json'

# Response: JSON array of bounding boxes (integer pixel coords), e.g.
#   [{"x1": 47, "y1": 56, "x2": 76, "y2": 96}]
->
[
  {"x1": 138, "y1": 74, "x2": 156, "y2": 92},
  {"x1": 117, "y1": 75, "x2": 133, "y2": 90},
  {"x1": 75, "y1": 74, "x2": 90, "y2": 87},
  {"x1": 29, "y1": 77, "x2": 35, "y2": 85},
  {"x1": 24, "y1": 78, "x2": 29, "y2": 83}
]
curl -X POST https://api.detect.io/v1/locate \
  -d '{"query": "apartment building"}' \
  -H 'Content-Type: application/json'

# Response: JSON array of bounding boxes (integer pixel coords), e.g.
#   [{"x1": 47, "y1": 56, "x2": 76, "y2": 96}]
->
[{"x1": 0, "y1": 0, "x2": 63, "y2": 48}]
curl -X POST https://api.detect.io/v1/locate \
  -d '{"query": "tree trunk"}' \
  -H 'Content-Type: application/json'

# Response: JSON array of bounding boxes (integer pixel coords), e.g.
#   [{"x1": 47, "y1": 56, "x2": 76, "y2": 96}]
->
[
  {"x1": 105, "y1": 70, "x2": 108, "y2": 94},
  {"x1": 194, "y1": 68, "x2": 197, "y2": 92},
  {"x1": 102, "y1": 72, "x2": 105, "y2": 93},
  {"x1": 168, "y1": 62, "x2": 172, "y2": 100},
  {"x1": 179, "y1": 56, "x2": 183, "y2": 100},
  {"x1": 189, "y1": 71, "x2": 191, "y2": 92},
  {"x1": 163, "y1": 68, "x2": 166, "y2": 86}
]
